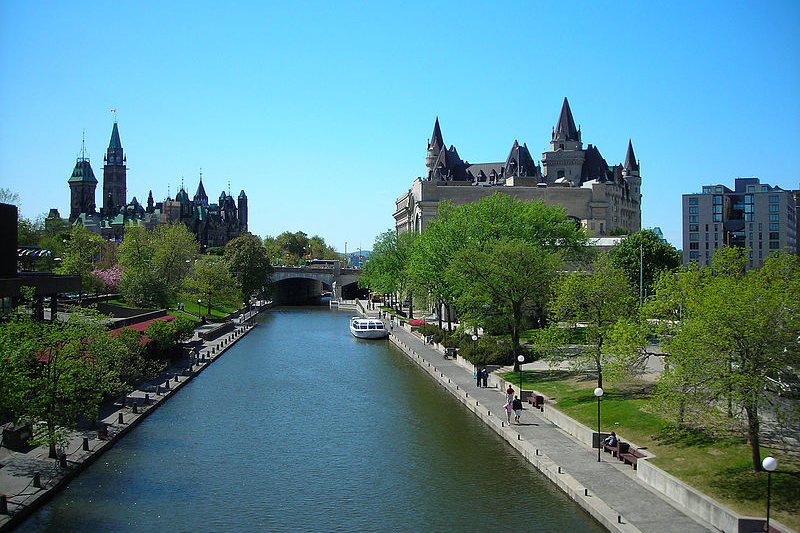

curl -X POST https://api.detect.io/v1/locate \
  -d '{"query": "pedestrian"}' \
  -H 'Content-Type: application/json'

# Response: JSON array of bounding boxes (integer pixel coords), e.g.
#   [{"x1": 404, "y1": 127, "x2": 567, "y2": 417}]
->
[
  {"x1": 503, "y1": 399, "x2": 513, "y2": 424},
  {"x1": 505, "y1": 384, "x2": 515, "y2": 403},
  {"x1": 481, "y1": 367, "x2": 488, "y2": 388},
  {"x1": 476, "y1": 367, "x2": 483, "y2": 387},
  {"x1": 512, "y1": 395, "x2": 523, "y2": 425}
]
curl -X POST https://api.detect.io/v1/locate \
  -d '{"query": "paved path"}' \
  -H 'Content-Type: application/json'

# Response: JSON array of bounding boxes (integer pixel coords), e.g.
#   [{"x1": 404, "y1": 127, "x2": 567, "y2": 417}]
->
[{"x1": 385, "y1": 320, "x2": 715, "y2": 533}]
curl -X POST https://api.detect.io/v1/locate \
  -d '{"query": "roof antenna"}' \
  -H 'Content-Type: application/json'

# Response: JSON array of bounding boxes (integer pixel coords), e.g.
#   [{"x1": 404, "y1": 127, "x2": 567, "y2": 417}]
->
[
  {"x1": 79, "y1": 129, "x2": 88, "y2": 161},
  {"x1": 111, "y1": 108, "x2": 118, "y2": 123},
  {"x1": 200, "y1": 167, "x2": 203, "y2": 182},
  {"x1": 228, "y1": 179, "x2": 231, "y2": 196},
  {"x1": 181, "y1": 176, "x2": 185, "y2": 191}
]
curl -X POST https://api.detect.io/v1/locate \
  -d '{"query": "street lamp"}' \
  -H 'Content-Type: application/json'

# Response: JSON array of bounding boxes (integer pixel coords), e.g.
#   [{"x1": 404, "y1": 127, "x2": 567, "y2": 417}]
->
[
  {"x1": 763, "y1": 456, "x2": 777, "y2": 532},
  {"x1": 472, "y1": 334, "x2": 478, "y2": 357},
  {"x1": 517, "y1": 354, "x2": 525, "y2": 401},
  {"x1": 594, "y1": 387, "x2": 604, "y2": 462},
  {"x1": 197, "y1": 299, "x2": 202, "y2": 316}
]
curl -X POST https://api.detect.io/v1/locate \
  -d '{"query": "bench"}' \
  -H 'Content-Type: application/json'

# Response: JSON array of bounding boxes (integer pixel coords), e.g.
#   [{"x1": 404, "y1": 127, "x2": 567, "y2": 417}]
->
[
  {"x1": 618, "y1": 444, "x2": 646, "y2": 469},
  {"x1": 527, "y1": 394, "x2": 545, "y2": 410},
  {"x1": 602, "y1": 440, "x2": 621, "y2": 457}
]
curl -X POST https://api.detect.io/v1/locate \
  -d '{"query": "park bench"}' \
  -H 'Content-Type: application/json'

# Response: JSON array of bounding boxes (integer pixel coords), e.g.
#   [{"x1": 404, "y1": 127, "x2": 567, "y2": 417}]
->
[
  {"x1": 602, "y1": 440, "x2": 621, "y2": 457},
  {"x1": 527, "y1": 394, "x2": 545, "y2": 411},
  {"x1": 618, "y1": 445, "x2": 646, "y2": 469}
]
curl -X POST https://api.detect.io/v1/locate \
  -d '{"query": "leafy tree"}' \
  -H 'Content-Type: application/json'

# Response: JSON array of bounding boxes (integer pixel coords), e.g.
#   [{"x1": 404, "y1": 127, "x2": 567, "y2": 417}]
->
[
  {"x1": 275, "y1": 231, "x2": 310, "y2": 265},
  {"x1": 111, "y1": 327, "x2": 156, "y2": 387},
  {"x1": 171, "y1": 314, "x2": 199, "y2": 345},
  {"x1": 547, "y1": 254, "x2": 638, "y2": 387},
  {"x1": 263, "y1": 235, "x2": 281, "y2": 264},
  {"x1": 307, "y1": 235, "x2": 339, "y2": 261},
  {"x1": 652, "y1": 249, "x2": 800, "y2": 471},
  {"x1": 607, "y1": 229, "x2": 682, "y2": 300},
  {"x1": 0, "y1": 310, "x2": 123, "y2": 457},
  {"x1": 359, "y1": 230, "x2": 416, "y2": 314},
  {"x1": 450, "y1": 238, "x2": 561, "y2": 366},
  {"x1": 145, "y1": 319, "x2": 178, "y2": 357},
  {"x1": 224, "y1": 233, "x2": 272, "y2": 303},
  {"x1": 183, "y1": 256, "x2": 239, "y2": 314},
  {"x1": 0, "y1": 187, "x2": 20, "y2": 205},
  {"x1": 54, "y1": 223, "x2": 105, "y2": 293},
  {"x1": 150, "y1": 223, "x2": 198, "y2": 301}
]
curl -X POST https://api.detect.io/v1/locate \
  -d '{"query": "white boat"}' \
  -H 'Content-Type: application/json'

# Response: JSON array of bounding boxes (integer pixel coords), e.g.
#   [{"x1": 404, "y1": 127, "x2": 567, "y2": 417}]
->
[{"x1": 350, "y1": 317, "x2": 389, "y2": 339}]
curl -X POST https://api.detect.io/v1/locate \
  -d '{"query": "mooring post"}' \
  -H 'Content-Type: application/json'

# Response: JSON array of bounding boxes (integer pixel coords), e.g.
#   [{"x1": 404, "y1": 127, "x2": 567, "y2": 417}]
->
[
  {"x1": 33, "y1": 472, "x2": 41, "y2": 488},
  {"x1": 83, "y1": 437, "x2": 89, "y2": 451}
]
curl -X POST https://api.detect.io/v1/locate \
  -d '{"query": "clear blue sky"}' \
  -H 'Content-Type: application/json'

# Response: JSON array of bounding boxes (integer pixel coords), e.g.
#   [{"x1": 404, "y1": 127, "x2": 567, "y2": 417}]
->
[{"x1": 1, "y1": 1, "x2": 798, "y2": 251}]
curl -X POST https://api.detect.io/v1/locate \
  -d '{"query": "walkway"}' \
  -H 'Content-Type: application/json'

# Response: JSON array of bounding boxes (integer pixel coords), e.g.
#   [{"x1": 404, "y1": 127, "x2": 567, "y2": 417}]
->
[{"x1": 385, "y1": 320, "x2": 715, "y2": 533}]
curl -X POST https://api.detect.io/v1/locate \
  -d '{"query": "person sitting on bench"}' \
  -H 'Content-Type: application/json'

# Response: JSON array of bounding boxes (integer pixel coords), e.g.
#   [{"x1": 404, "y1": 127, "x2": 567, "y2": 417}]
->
[{"x1": 603, "y1": 432, "x2": 618, "y2": 447}]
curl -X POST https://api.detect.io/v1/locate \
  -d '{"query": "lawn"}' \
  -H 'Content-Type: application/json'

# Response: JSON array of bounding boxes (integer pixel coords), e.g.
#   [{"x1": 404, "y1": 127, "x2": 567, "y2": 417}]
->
[
  {"x1": 500, "y1": 370, "x2": 800, "y2": 530},
  {"x1": 105, "y1": 298, "x2": 239, "y2": 320}
]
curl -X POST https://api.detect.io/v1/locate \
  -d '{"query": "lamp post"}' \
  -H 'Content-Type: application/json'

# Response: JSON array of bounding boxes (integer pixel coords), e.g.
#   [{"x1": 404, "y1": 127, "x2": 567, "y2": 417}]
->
[
  {"x1": 472, "y1": 334, "x2": 478, "y2": 357},
  {"x1": 594, "y1": 387, "x2": 604, "y2": 461},
  {"x1": 517, "y1": 355, "x2": 525, "y2": 400},
  {"x1": 197, "y1": 299, "x2": 202, "y2": 316},
  {"x1": 763, "y1": 456, "x2": 777, "y2": 532}
]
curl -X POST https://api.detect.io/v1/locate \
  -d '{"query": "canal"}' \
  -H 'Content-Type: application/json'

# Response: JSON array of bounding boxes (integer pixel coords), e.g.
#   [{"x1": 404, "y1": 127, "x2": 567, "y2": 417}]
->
[{"x1": 22, "y1": 307, "x2": 604, "y2": 532}]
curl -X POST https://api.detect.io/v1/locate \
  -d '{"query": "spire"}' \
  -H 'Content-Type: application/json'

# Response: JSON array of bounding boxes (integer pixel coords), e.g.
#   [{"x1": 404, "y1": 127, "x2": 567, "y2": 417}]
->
[
  {"x1": 194, "y1": 175, "x2": 208, "y2": 205},
  {"x1": 624, "y1": 139, "x2": 639, "y2": 172},
  {"x1": 108, "y1": 122, "x2": 123, "y2": 152},
  {"x1": 429, "y1": 117, "x2": 444, "y2": 151},
  {"x1": 553, "y1": 97, "x2": 580, "y2": 142}
]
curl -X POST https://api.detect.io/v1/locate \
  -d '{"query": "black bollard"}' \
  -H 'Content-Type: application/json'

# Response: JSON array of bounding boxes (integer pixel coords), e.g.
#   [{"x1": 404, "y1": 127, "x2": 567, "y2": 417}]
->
[
  {"x1": 174, "y1": 374, "x2": 179, "y2": 382},
  {"x1": 0, "y1": 494, "x2": 7, "y2": 514},
  {"x1": 145, "y1": 393, "x2": 150, "y2": 404},
  {"x1": 132, "y1": 403, "x2": 138, "y2": 414},
  {"x1": 118, "y1": 412, "x2": 124, "y2": 424},
  {"x1": 83, "y1": 437, "x2": 89, "y2": 451},
  {"x1": 59, "y1": 452, "x2": 67, "y2": 468},
  {"x1": 156, "y1": 385, "x2": 161, "y2": 395},
  {"x1": 33, "y1": 472, "x2": 41, "y2": 488},
  {"x1": 584, "y1": 488, "x2": 589, "y2": 496},
  {"x1": 164, "y1": 380, "x2": 170, "y2": 390}
]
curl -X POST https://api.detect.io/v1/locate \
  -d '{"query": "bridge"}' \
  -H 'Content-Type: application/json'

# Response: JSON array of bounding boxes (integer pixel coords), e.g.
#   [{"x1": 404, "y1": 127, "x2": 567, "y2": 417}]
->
[{"x1": 271, "y1": 262, "x2": 362, "y2": 304}]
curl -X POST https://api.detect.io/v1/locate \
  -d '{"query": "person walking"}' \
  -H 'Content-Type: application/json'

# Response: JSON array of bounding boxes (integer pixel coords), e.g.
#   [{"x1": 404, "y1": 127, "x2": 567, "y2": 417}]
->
[
  {"x1": 503, "y1": 399, "x2": 514, "y2": 424},
  {"x1": 481, "y1": 367, "x2": 488, "y2": 388},
  {"x1": 505, "y1": 385, "x2": 515, "y2": 403},
  {"x1": 512, "y1": 395, "x2": 523, "y2": 425},
  {"x1": 476, "y1": 367, "x2": 483, "y2": 388}
]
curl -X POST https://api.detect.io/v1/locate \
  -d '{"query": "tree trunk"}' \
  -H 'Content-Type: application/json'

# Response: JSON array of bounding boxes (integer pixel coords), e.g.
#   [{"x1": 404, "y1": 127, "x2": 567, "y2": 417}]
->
[
  {"x1": 408, "y1": 294, "x2": 413, "y2": 319},
  {"x1": 744, "y1": 402, "x2": 762, "y2": 471}
]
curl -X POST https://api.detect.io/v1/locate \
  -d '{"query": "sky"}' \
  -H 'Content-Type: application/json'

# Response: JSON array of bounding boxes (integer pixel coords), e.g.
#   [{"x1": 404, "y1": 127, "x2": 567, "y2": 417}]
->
[{"x1": 1, "y1": 1, "x2": 798, "y2": 251}]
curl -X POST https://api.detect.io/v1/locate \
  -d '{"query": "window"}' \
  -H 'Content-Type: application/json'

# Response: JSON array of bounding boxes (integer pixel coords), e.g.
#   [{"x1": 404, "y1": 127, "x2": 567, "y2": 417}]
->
[
  {"x1": 770, "y1": 214, "x2": 779, "y2": 222},
  {"x1": 690, "y1": 242, "x2": 699, "y2": 250},
  {"x1": 689, "y1": 224, "x2": 699, "y2": 231},
  {"x1": 747, "y1": 185, "x2": 755, "y2": 192},
  {"x1": 689, "y1": 251, "x2": 700, "y2": 259},
  {"x1": 770, "y1": 223, "x2": 779, "y2": 231},
  {"x1": 769, "y1": 232, "x2": 780, "y2": 240},
  {"x1": 713, "y1": 195, "x2": 722, "y2": 205},
  {"x1": 688, "y1": 197, "x2": 699, "y2": 205},
  {"x1": 703, "y1": 186, "x2": 713, "y2": 194},
  {"x1": 761, "y1": 186, "x2": 769, "y2": 192},
  {"x1": 769, "y1": 241, "x2": 780, "y2": 249},
  {"x1": 689, "y1": 215, "x2": 698, "y2": 223},
  {"x1": 769, "y1": 204, "x2": 779, "y2": 212},
  {"x1": 689, "y1": 206, "x2": 698, "y2": 214},
  {"x1": 713, "y1": 214, "x2": 722, "y2": 222},
  {"x1": 769, "y1": 195, "x2": 779, "y2": 203},
  {"x1": 713, "y1": 205, "x2": 722, "y2": 214},
  {"x1": 745, "y1": 214, "x2": 753, "y2": 221},
  {"x1": 689, "y1": 233, "x2": 699, "y2": 241}
]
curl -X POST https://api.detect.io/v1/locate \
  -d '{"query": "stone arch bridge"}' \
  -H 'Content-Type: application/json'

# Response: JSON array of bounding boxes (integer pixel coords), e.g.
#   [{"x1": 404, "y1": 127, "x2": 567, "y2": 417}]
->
[{"x1": 271, "y1": 264, "x2": 361, "y2": 304}]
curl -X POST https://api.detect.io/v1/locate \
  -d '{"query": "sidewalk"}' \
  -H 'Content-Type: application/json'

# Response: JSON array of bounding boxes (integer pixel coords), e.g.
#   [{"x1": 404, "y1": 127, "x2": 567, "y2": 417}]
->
[
  {"x1": 0, "y1": 308, "x2": 263, "y2": 532},
  {"x1": 386, "y1": 321, "x2": 715, "y2": 533}
]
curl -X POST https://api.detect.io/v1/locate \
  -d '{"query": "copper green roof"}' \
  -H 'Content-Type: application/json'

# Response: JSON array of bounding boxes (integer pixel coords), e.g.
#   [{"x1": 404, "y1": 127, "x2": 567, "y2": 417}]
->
[
  {"x1": 108, "y1": 122, "x2": 123, "y2": 151},
  {"x1": 68, "y1": 158, "x2": 97, "y2": 184}
]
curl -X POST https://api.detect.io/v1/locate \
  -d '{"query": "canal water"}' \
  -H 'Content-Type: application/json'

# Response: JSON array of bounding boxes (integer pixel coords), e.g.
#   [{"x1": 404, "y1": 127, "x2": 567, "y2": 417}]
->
[{"x1": 22, "y1": 308, "x2": 603, "y2": 532}]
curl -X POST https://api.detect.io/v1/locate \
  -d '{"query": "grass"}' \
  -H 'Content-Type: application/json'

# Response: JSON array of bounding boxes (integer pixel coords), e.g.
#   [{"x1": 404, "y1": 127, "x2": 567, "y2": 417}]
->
[
  {"x1": 104, "y1": 298, "x2": 239, "y2": 319},
  {"x1": 500, "y1": 370, "x2": 800, "y2": 530}
]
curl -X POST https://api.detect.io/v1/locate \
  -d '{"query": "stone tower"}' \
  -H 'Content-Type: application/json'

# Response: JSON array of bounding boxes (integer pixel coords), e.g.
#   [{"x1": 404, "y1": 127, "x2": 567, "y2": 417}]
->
[
  {"x1": 622, "y1": 139, "x2": 641, "y2": 203},
  {"x1": 237, "y1": 190, "x2": 248, "y2": 232},
  {"x1": 68, "y1": 141, "x2": 97, "y2": 222},
  {"x1": 541, "y1": 97, "x2": 585, "y2": 184},
  {"x1": 102, "y1": 121, "x2": 127, "y2": 216}
]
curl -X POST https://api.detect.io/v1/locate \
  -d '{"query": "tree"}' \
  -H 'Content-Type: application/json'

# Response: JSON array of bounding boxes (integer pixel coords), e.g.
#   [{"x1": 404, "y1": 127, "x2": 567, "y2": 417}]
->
[
  {"x1": 547, "y1": 254, "x2": 638, "y2": 387},
  {"x1": 450, "y1": 238, "x2": 562, "y2": 365},
  {"x1": 150, "y1": 223, "x2": 198, "y2": 302},
  {"x1": 359, "y1": 230, "x2": 416, "y2": 312},
  {"x1": 183, "y1": 256, "x2": 239, "y2": 314},
  {"x1": 0, "y1": 310, "x2": 124, "y2": 457},
  {"x1": 224, "y1": 233, "x2": 272, "y2": 303},
  {"x1": 275, "y1": 231, "x2": 310, "y2": 265},
  {"x1": 607, "y1": 229, "x2": 682, "y2": 301},
  {"x1": 0, "y1": 187, "x2": 20, "y2": 205},
  {"x1": 651, "y1": 249, "x2": 800, "y2": 471},
  {"x1": 145, "y1": 319, "x2": 178, "y2": 357},
  {"x1": 54, "y1": 223, "x2": 105, "y2": 293}
]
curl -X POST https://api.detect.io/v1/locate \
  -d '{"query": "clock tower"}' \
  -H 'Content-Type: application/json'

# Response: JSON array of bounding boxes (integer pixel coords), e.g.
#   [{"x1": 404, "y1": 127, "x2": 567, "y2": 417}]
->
[{"x1": 102, "y1": 121, "x2": 127, "y2": 216}]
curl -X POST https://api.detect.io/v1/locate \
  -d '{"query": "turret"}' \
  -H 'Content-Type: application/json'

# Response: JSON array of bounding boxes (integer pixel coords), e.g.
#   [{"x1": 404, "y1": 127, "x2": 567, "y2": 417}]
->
[
  {"x1": 68, "y1": 142, "x2": 98, "y2": 222},
  {"x1": 425, "y1": 117, "x2": 445, "y2": 179},
  {"x1": 194, "y1": 176, "x2": 208, "y2": 205}
]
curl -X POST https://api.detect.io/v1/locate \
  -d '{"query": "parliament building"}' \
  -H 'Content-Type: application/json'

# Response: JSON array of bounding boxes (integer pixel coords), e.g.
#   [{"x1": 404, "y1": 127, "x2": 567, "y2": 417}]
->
[{"x1": 55, "y1": 121, "x2": 247, "y2": 250}]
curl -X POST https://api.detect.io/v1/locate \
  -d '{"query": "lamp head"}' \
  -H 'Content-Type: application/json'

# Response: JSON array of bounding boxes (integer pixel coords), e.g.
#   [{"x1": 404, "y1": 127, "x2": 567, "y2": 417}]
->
[
  {"x1": 517, "y1": 355, "x2": 525, "y2": 363},
  {"x1": 763, "y1": 456, "x2": 778, "y2": 472},
  {"x1": 594, "y1": 387, "x2": 604, "y2": 397}
]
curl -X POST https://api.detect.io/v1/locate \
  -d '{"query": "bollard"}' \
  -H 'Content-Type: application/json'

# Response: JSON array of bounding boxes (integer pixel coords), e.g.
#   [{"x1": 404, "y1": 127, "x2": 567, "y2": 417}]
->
[
  {"x1": 501, "y1": 422, "x2": 504, "y2": 427},
  {"x1": 584, "y1": 488, "x2": 589, "y2": 496},
  {"x1": 59, "y1": 452, "x2": 67, "y2": 468},
  {"x1": 174, "y1": 374, "x2": 179, "y2": 382},
  {"x1": 33, "y1": 472, "x2": 41, "y2": 489},
  {"x1": 83, "y1": 437, "x2": 89, "y2": 451},
  {"x1": 118, "y1": 412, "x2": 124, "y2": 424},
  {"x1": 558, "y1": 466, "x2": 563, "y2": 474},
  {"x1": 164, "y1": 381, "x2": 170, "y2": 390},
  {"x1": 132, "y1": 403, "x2": 138, "y2": 414},
  {"x1": 156, "y1": 385, "x2": 161, "y2": 395},
  {"x1": 487, "y1": 410, "x2": 490, "y2": 416},
  {"x1": 145, "y1": 393, "x2": 150, "y2": 404},
  {"x1": 618, "y1": 516, "x2": 622, "y2": 524},
  {"x1": 1, "y1": 494, "x2": 7, "y2": 514},
  {"x1": 518, "y1": 434, "x2": 521, "y2": 440}
]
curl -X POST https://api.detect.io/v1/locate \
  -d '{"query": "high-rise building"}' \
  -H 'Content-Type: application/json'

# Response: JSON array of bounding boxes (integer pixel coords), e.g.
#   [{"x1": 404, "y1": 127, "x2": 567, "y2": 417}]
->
[
  {"x1": 682, "y1": 177, "x2": 798, "y2": 269},
  {"x1": 394, "y1": 98, "x2": 641, "y2": 237}
]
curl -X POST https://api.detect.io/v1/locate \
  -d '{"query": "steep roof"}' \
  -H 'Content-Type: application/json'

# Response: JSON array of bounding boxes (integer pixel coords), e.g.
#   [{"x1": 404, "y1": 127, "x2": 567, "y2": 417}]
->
[
  {"x1": 194, "y1": 178, "x2": 208, "y2": 204},
  {"x1": 624, "y1": 139, "x2": 639, "y2": 172},
  {"x1": 504, "y1": 140, "x2": 539, "y2": 177},
  {"x1": 581, "y1": 144, "x2": 611, "y2": 182},
  {"x1": 429, "y1": 117, "x2": 444, "y2": 151},
  {"x1": 108, "y1": 122, "x2": 123, "y2": 151},
  {"x1": 68, "y1": 158, "x2": 97, "y2": 184},
  {"x1": 553, "y1": 97, "x2": 580, "y2": 142}
]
